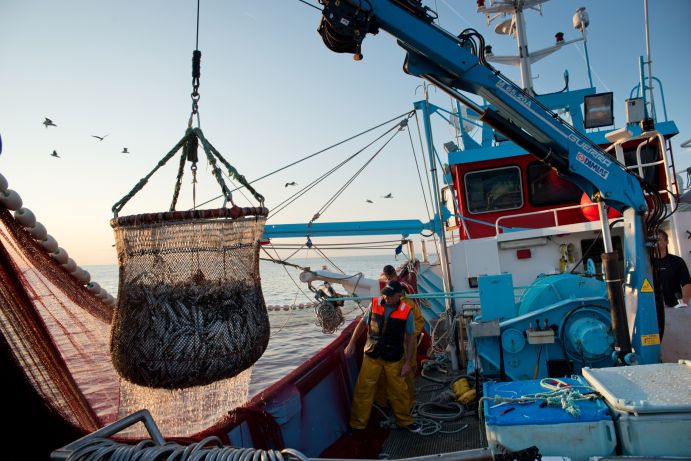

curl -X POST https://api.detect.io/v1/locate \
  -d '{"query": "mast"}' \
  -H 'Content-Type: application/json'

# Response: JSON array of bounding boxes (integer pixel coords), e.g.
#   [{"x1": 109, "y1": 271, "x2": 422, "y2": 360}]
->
[
  {"x1": 512, "y1": 6, "x2": 533, "y2": 93},
  {"x1": 643, "y1": 0, "x2": 656, "y2": 120},
  {"x1": 419, "y1": 84, "x2": 460, "y2": 371},
  {"x1": 478, "y1": 0, "x2": 587, "y2": 94}
]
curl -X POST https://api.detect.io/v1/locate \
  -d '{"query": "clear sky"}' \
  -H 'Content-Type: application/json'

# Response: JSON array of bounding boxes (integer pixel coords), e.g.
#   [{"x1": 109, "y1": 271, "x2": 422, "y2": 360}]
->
[{"x1": 1, "y1": 0, "x2": 689, "y2": 265}]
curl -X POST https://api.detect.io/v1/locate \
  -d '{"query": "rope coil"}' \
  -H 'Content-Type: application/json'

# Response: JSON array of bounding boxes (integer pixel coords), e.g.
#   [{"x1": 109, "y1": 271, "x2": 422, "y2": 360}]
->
[{"x1": 57, "y1": 436, "x2": 309, "y2": 461}]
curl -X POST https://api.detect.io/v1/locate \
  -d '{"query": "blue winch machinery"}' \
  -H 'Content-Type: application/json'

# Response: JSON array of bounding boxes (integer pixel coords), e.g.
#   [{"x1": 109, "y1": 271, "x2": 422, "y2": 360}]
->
[{"x1": 469, "y1": 273, "x2": 614, "y2": 381}]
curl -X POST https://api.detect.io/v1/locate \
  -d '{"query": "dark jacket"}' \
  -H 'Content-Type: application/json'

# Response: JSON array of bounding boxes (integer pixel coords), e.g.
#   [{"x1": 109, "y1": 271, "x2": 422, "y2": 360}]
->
[{"x1": 364, "y1": 298, "x2": 411, "y2": 362}]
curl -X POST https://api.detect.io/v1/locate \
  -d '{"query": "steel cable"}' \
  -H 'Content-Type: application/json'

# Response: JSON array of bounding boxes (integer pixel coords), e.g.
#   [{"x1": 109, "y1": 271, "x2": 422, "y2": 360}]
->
[{"x1": 194, "y1": 111, "x2": 413, "y2": 210}]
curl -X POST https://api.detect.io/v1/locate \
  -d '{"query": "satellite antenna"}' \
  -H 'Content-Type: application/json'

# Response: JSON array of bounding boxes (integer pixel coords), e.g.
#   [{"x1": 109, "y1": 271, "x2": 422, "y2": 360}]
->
[{"x1": 494, "y1": 18, "x2": 514, "y2": 35}]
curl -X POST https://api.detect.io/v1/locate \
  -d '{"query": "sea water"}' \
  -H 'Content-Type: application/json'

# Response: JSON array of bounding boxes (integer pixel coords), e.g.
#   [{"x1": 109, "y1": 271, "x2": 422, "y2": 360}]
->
[{"x1": 84, "y1": 254, "x2": 399, "y2": 397}]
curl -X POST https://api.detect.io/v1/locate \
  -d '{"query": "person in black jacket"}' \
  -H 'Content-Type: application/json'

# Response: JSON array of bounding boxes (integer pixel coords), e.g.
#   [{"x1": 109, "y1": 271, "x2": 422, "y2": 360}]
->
[
  {"x1": 652, "y1": 229, "x2": 691, "y2": 339},
  {"x1": 344, "y1": 281, "x2": 420, "y2": 433}
]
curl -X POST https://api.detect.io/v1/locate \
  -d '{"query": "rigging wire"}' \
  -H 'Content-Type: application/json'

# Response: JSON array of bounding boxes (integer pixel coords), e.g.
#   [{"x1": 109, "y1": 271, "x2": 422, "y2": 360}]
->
[
  {"x1": 413, "y1": 109, "x2": 441, "y2": 252},
  {"x1": 312, "y1": 244, "x2": 347, "y2": 275},
  {"x1": 309, "y1": 120, "x2": 407, "y2": 224},
  {"x1": 271, "y1": 292, "x2": 300, "y2": 336},
  {"x1": 406, "y1": 116, "x2": 433, "y2": 222},
  {"x1": 266, "y1": 238, "x2": 404, "y2": 247},
  {"x1": 193, "y1": 110, "x2": 414, "y2": 209},
  {"x1": 269, "y1": 116, "x2": 409, "y2": 219},
  {"x1": 261, "y1": 244, "x2": 315, "y2": 303},
  {"x1": 295, "y1": 0, "x2": 323, "y2": 11},
  {"x1": 194, "y1": 0, "x2": 200, "y2": 49},
  {"x1": 414, "y1": 107, "x2": 436, "y2": 211}
]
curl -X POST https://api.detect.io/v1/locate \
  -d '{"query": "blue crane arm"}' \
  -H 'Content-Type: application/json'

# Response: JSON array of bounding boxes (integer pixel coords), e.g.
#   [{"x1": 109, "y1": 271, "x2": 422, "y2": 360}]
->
[
  {"x1": 318, "y1": 0, "x2": 647, "y2": 212},
  {"x1": 317, "y1": 0, "x2": 660, "y2": 363}
]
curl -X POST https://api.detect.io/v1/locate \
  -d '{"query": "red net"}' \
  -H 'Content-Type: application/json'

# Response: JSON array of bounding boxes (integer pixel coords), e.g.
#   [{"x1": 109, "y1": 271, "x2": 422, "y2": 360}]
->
[{"x1": 0, "y1": 207, "x2": 254, "y2": 438}]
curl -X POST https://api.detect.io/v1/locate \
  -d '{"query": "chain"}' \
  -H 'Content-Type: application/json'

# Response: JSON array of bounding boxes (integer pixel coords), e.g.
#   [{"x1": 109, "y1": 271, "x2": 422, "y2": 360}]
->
[
  {"x1": 188, "y1": 49, "x2": 202, "y2": 128},
  {"x1": 191, "y1": 163, "x2": 198, "y2": 209}
]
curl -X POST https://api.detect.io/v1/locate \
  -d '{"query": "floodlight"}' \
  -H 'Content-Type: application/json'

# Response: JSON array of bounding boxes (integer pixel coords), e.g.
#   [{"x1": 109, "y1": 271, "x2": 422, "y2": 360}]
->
[
  {"x1": 444, "y1": 141, "x2": 459, "y2": 153},
  {"x1": 584, "y1": 92, "x2": 614, "y2": 129}
]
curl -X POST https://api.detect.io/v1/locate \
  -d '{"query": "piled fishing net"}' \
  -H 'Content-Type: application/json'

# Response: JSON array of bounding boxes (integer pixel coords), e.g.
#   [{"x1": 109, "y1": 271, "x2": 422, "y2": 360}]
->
[
  {"x1": 110, "y1": 127, "x2": 270, "y2": 389},
  {"x1": 314, "y1": 300, "x2": 345, "y2": 334},
  {"x1": 311, "y1": 282, "x2": 346, "y2": 334}
]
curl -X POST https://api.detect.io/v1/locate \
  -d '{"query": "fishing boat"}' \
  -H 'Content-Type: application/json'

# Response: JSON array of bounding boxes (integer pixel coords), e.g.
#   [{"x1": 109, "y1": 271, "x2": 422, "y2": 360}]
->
[{"x1": 1, "y1": 1, "x2": 690, "y2": 460}]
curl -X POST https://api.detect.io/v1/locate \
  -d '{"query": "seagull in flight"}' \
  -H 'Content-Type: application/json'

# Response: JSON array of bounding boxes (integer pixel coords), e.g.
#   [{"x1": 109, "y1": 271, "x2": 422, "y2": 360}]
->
[
  {"x1": 366, "y1": 199, "x2": 373, "y2": 203},
  {"x1": 92, "y1": 134, "x2": 109, "y2": 141},
  {"x1": 285, "y1": 181, "x2": 297, "y2": 187},
  {"x1": 50, "y1": 150, "x2": 60, "y2": 158},
  {"x1": 382, "y1": 193, "x2": 393, "y2": 198},
  {"x1": 43, "y1": 118, "x2": 57, "y2": 128},
  {"x1": 121, "y1": 147, "x2": 129, "y2": 154}
]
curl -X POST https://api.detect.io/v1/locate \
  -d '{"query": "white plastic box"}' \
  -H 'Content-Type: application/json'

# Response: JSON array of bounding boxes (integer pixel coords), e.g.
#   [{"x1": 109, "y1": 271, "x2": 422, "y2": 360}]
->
[
  {"x1": 582, "y1": 360, "x2": 691, "y2": 457},
  {"x1": 483, "y1": 376, "x2": 616, "y2": 461}
]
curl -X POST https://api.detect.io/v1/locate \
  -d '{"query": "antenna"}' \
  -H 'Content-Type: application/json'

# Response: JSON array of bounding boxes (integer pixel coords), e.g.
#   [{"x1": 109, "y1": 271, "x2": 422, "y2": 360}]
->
[
  {"x1": 493, "y1": 18, "x2": 514, "y2": 35},
  {"x1": 478, "y1": 0, "x2": 588, "y2": 95},
  {"x1": 573, "y1": 7, "x2": 593, "y2": 88},
  {"x1": 643, "y1": 0, "x2": 656, "y2": 121}
]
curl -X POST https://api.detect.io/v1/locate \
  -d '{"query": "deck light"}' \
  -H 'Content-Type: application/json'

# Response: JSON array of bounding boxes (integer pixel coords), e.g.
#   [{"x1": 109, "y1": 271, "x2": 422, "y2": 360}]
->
[
  {"x1": 444, "y1": 141, "x2": 459, "y2": 153},
  {"x1": 499, "y1": 237, "x2": 548, "y2": 250},
  {"x1": 584, "y1": 92, "x2": 614, "y2": 129}
]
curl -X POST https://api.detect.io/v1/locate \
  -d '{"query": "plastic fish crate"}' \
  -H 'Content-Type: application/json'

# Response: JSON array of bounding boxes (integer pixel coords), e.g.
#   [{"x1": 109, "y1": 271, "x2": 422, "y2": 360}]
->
[
  {"x1": 582, "y1": 360, "x2": 691, "y2": 457},
  {"x1": 483, "y1": 376, "x2": 616, "y2": 461}
]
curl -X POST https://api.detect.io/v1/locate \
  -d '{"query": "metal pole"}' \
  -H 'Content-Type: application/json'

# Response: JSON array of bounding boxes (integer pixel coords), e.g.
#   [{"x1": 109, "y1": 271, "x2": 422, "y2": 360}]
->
[
  {"x1": 644, "y1": 0, "x2": 656, "y2": 120},
  {"x1": 597, "y1": 197, "x2": 614, "y2": 253},
  {"x1": 582, "y1": 28, "x2": 594, "y2": 88},
  {"x1": 513, "y1": 7, "x2": 533, "y2": 94},
  {"x1": 419, "y1": 85, "x2": 460, "y2": 370},
  {"x1": 597, "y1": 196, "x2": 632, "y2": 364}
]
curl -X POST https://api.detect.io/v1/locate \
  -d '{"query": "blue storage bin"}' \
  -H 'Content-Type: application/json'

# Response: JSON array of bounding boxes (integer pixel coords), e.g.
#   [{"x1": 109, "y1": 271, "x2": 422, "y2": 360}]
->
[{"x1": 483, "y1": 376, "x2": 616, "y2": 461}]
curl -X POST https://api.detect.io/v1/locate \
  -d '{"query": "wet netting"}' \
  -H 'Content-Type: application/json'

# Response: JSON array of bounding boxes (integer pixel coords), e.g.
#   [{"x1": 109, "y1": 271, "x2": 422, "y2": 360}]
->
[
  {"x1": 108, "y1": 127, "x2": 270, "y2": 390},
  {"x1": 110, "y1": 207, "x2": 269, "y2": 389},
  {"x1": 0, "y1": 204, "x2": 254, "y2": 440}
]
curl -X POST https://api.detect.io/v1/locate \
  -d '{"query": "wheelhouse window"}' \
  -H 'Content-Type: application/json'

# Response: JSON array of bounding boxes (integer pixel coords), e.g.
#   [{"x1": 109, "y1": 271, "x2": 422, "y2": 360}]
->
[
  {"x1": 464, "y1": 166, "x2": 523, "y2": 214},
  {"x1": 527, "y1": 162, "x2": 582, "y2": 207}
]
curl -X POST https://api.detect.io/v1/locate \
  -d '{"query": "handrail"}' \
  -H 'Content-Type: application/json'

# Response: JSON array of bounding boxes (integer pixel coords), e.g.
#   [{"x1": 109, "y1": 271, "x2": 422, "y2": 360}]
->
[
  {"x1": 496, "y1": 130, "x2": 677, "y2": 235},
  {"x1": 495, "y1": 203, "x2": 594, "y2": 234},
  {"x1": 51, "y1": 410, "x2": 165, "y2": 460}
]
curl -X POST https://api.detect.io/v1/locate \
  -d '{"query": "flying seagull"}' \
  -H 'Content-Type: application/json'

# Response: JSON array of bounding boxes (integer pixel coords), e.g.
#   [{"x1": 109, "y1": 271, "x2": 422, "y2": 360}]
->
[
  {"x1": 92, "y1": 134, "x2": 109, "y2": 141},
  {"x1": 382, "y1": 193, "x2": 393, "y2": 198},
  {"x1": 285, "y1": 181, "x2": 297, "y2": 187},
  {"x1": 43, "y1": 118, "x2": 57, "y2": 128},
  {"x1": 121, "y1": 147, "x2": 129, "y2": 154},
  {"x1": 51, "y1": 150, "x2": 60, "y2": 158},
  {"x1": 366, "y1": 199, "x2": 373, "y2": 203}
]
